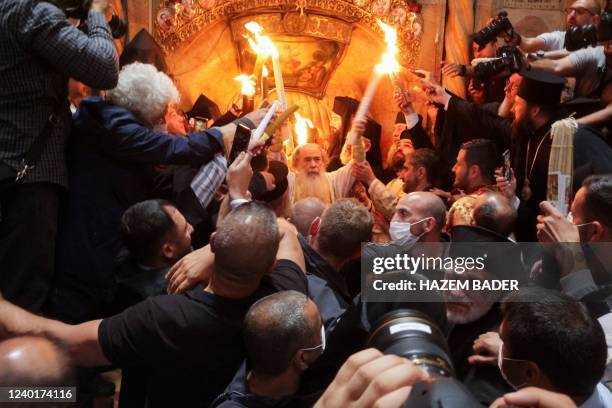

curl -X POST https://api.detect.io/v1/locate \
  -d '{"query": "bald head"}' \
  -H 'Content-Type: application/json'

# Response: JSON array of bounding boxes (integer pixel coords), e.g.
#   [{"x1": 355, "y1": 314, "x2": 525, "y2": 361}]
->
[
  {"x1": 244, "y1": 291, "x2": 321, "y2": 376},
  {"x1": 473, "y1": 192, "x2": 517, "y2": 237},
  {"x1": 212, "y1": 201, "x2": 279, "y2": 286},
  {"x1": 394, "y1": 192, "x2": 447, "y2": 231},
  {"x1": 0, "y1": 336, "x2": 73, "y2": 386},
  {"x1": 290, "y1": 198, "x2": 327, "y2": 237}
]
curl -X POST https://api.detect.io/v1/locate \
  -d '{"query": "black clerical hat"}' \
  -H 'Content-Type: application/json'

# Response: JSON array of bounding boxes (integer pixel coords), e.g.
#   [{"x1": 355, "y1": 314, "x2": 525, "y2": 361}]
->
[
  {"x1": 119, "y1": 29, "x2": 168, "y2": 73},
  {"x1": 450, "y1": 225, "x2": 526, "y2": 281},
  {"x1": 186, "y1": 94, "x2": 221, "y2": 121},
  {"x1": 518, "y1": 70, "x2": 565, "y2": 107},
  {"x1": 563, "y1": 97, "x2": 603, "y2": 118},
  {"x1": 333, "y1": 96, "x2": 359, "y2": 140},
  {"x1": 395, "y1": 112, "x2": 405, "y2": 124}
]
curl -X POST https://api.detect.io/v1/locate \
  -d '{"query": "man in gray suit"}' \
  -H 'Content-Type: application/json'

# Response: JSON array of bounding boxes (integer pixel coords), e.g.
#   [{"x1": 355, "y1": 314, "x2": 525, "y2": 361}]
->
[{"x1": 0, "y1": 0, "x2": 119, "y2": 312}]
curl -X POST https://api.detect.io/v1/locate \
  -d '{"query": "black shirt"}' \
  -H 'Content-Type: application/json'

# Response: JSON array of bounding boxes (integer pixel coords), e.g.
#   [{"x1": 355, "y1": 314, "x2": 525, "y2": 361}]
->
[
  {"x1": 98, "y1": 259, "x2": 307, "y2": 408},
  {"x1": 211, "y1": 363, "x2": 307, "y2": 408}
]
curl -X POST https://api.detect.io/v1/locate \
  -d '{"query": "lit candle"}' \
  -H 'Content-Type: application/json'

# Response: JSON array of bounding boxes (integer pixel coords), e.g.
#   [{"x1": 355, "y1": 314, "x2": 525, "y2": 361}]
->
[
  {"x1": 294, "y1": 112, "x2": 314, "y2": 146},
  {"x1": 261, "y1": 65, "x2": 269, "y2": 100},
  {"x1": 351, "y1": 19, "x2": 401, "y2": 146},
  {"x1": 234, "y1": 74, "x2": 256, "y2": 115},
  {"x1": 351, "y1": 71, "x2": 382, "y2": 144},
  {"x1": 245, "y1": 21, "x2": 268, "y2": 81},
  {"x1": 271, "y1": 49, "x2": 286, "y2": 112}
]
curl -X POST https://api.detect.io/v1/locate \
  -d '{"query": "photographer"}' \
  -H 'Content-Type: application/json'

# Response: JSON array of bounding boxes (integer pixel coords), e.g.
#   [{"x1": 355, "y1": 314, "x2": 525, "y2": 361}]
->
[
  {"x1": 0, "y1": 0, "x2": 119, "y2": 313},
  {"x1": 502, "y1": 0, "x2": 601, "y2": 52},
  {"x1": 528, "y1": 13, "x2": 612, "y2": 108},
  {"x1": 442, "y1": 26, "x2": 507, "y2": 105}
]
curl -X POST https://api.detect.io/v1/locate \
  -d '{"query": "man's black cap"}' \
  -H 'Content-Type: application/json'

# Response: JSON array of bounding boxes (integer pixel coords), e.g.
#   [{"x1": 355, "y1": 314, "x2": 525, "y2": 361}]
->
[
  {"x1": 186, "y1": 94, "x2": 221, "y2": 121},
  {"x1": 249, "y1": 161, "x2": 289, "y2": 202},
  {"x1": 518, "y1": 70, "x2": 565, "y2": 107}
]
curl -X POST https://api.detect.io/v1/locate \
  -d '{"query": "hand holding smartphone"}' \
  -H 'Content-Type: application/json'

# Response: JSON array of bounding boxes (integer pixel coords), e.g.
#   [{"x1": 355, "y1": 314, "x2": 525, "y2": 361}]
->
[{"x1": 228, "y1": 123, "x2": 252, "y2": 165}]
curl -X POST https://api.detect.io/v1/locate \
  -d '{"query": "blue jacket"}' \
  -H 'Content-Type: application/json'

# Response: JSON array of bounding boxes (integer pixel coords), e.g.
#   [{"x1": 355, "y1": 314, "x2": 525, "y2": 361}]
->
[{"x1": 52, "y1": 97, "x2": 227, "y2": 320}]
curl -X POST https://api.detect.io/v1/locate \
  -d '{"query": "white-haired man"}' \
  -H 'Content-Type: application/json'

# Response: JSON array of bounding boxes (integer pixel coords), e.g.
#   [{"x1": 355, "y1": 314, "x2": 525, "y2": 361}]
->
[
  {"x1": 271, "y1": 119, "x2": 365, "y2": 205},
  {"x1": 48, "y1": 63, "x2": 266, "y2": 325}
]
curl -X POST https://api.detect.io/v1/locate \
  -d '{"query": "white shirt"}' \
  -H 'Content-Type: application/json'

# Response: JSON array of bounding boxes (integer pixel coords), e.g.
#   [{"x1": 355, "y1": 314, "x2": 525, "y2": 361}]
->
[
  {"x1": 569, "y1": 46, "x2": 607, "y2": 98},
  {"x1": 537, "y1": 30, "x2": 566, "y2": 51},
  {"x1": 580, "y1": 383, "x2": 612, "y2": 408}
]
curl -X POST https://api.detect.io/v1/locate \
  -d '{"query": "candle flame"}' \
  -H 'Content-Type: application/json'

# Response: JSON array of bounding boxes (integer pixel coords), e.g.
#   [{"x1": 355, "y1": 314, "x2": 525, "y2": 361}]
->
[
  {"x1": 244, "y1": 21, "x2": 278, "y2": 58},
  {"x1": 294, "y1": 112, "x2": 313, "y2": 146},
  {"x1": 262, "y1": 65, "x2": 269, "y2": 77},
  {"x1": 234, "y1": 74, "x2": 256, "y2": 96},
  {"x1": 375, "y1": 19, "x2": 400, "y2": 75}
]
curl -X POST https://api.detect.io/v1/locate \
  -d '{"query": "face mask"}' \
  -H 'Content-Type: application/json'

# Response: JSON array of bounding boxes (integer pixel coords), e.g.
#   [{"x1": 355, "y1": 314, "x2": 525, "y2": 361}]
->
[
  {"x1": 498, "y1": 342, "x2": 528, "y2": 390},
  {"x1": 389, "y1": 218, "x2": 430, "y2": 250}
]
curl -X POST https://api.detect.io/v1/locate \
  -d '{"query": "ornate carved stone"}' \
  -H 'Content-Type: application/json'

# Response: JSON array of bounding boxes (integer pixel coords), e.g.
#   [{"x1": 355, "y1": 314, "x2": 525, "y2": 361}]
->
[{"x1": 155, "y1": 0, "x2": 423, "y2": 67}]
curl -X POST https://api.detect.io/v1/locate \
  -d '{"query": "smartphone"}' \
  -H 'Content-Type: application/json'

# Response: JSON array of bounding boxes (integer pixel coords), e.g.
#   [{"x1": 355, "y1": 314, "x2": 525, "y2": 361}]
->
[
  {"x1": 229, "y1": 123, "x2": 252, "y2": 164},
  {"x1": 502, "y1": 149, "x2": 511, "y2": 180}
]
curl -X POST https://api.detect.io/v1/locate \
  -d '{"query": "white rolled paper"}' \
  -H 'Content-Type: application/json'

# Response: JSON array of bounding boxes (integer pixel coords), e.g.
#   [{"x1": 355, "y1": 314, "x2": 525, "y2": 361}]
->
[{"x1": 252, "y1": 100, "x2": 279, "y2": 141}]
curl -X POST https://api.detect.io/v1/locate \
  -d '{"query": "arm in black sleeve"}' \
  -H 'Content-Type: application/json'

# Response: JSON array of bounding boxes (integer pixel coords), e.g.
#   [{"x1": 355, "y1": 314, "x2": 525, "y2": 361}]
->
[
  {"x1": 405, "y1": 116, "x2": 434, "y2": 150},
  {"x1": 447, "y1": 96, "x2": 512, "y2": 148}
]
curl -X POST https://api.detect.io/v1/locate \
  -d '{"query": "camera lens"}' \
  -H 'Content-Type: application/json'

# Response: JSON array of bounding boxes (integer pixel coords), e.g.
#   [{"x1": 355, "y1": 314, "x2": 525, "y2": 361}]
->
[{"x1": 367, "y1": 309, "x2": 454, "y2": 378}]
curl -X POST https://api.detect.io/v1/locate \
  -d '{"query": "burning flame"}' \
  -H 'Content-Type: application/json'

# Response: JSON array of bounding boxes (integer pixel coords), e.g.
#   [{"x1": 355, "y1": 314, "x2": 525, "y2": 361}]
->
[
  {"x1": 294, "y1": 112, "x2": 313, "y2": 146},
  {"x1": 262, "y1": 65, "x2": 269, "y2": 77},
  {"x1": 375, "y1": 19, "x2": 400, "y2": 75},
  {"x1": 244, "y1": 21, "x2": 278, "y2": 58},
  {"x1": 234, "y1": 74, "x2": 256, "y2": 96}
]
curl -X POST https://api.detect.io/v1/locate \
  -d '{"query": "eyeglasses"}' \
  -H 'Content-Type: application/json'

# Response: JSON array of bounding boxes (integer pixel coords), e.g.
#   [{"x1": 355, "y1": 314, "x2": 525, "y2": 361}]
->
[
  {"x1": 565, "y1": 6, "x2": 594, "y2": 16},
  {"x1": 300, "y1": 325, "x2": 326, "y2": 352}
]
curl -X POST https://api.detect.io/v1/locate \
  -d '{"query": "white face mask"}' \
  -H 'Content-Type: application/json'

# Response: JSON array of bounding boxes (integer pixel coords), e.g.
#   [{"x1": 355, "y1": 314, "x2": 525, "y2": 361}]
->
[
  {"x1": 498, "y1": 341, "x2": 528, "y2": 390},
  {"x1": 389, "y1": 218, "x2": 430, "y2": 250}
]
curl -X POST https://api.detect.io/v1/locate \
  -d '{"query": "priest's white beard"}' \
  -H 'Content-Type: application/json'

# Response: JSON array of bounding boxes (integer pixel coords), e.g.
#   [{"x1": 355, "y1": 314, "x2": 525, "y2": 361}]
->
[
  {"x1": 294, "y1": 171, "x2": 332, "y2": 204},
  {"x1": 445, "y1": 297, "x2": 493, "y2": 325}
]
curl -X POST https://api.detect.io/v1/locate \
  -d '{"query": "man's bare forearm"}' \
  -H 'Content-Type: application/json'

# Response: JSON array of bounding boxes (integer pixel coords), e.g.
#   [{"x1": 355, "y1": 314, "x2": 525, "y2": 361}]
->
[{"x1": 0, "y1": 297, "x2": 109, "y2": 367}]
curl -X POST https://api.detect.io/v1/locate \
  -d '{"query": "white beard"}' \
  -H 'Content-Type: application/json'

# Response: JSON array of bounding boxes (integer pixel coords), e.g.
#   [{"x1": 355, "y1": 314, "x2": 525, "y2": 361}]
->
[
  {"x1": 294, "y1": 171, "x2": 332, "y2": 204},
  {"x1": 445, "y1": 300, "x2": 493, "y2": 325}
]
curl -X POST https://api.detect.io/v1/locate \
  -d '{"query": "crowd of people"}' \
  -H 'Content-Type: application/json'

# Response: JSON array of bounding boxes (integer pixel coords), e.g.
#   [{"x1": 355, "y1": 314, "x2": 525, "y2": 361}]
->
[{"x1": 1, "y1": 0, "x2": 612, "y2": 407}]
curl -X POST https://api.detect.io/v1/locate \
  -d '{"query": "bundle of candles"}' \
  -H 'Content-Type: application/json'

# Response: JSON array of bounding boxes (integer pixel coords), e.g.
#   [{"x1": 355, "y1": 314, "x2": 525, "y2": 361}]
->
[{"x1": 547, "y1": 116, "x2": 578, "y2": 216}]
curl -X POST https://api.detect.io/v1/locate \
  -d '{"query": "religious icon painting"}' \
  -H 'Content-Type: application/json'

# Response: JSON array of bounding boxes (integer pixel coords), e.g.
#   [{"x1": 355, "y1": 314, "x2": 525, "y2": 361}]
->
[
  {"x1": 157, "y1": 7, "x2": 176, "y2": 32},
  {"x1": 181, "y1": 0, "x2": 196, "y2": 19},
  {"x1": 390, "y1": 7, "x2": 407, "y2": 25},
  {"x1": 371, "y1": 0, "x2": 391, "y2": 17},
  {"x1": 197, "y1": 0, "x2": 217, "y2": 9}
]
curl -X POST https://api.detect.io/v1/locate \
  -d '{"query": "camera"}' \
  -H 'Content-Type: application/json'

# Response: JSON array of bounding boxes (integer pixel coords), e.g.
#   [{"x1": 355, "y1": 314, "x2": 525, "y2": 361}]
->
[
  {"x1": 473, "y1": 11, "x2": 513, "y2": 50},
  {"x1": 368, "y1": 309, "x2": 481, "y2": 407},
  {"x1": 57, "y1": 0, "x2": 127, "y2": 39},
  {"x1": 474, "y1": 46, "x2": 522, "y2": 80},
  {"x1": 565, "y1": 24, "x2": 598, "y2": 51}
]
